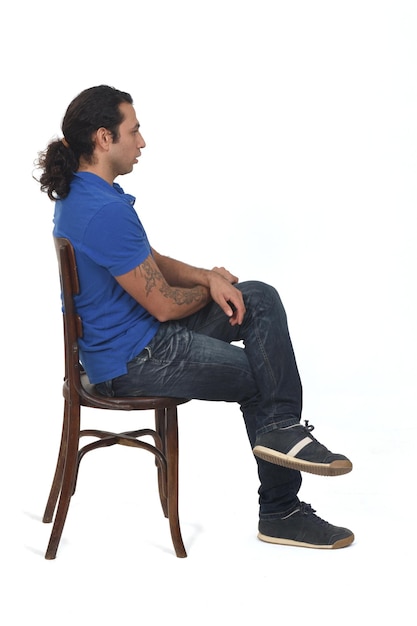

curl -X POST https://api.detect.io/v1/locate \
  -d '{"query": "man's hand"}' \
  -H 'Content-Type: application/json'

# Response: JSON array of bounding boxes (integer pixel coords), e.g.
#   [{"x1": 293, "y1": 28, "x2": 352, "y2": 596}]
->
[
  {"x1": 211, "y1": 266, "x2": 239, "y2": 284},
  {"x1": 207, "y1": 271, "x2": 246, "y2": 325}
]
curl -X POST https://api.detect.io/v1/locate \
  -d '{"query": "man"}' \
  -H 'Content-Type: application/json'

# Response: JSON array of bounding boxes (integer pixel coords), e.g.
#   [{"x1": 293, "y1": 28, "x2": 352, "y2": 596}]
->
[{"x1": 36, "y1": 85, "x2": 354, "y2": 549}]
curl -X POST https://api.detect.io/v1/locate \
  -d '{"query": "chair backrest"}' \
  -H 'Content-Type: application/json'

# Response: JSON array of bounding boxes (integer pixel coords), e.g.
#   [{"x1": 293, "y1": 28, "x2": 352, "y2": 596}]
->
[
  {"x1": 53, "y1": 236, "x2": 188, "y2": 412},
  {"x1": 54, "y1": 237, "x2": 83, "y2": 393}
]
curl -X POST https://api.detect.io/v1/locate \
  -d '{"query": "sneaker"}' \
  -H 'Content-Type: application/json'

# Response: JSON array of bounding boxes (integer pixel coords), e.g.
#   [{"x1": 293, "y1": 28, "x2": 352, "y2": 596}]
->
[
  {"x1": 258, "y1": 502, "x2": 354, "y2": 549},
  {"x1": 253, "y1": 421, "x2": 352, "y2": 476}
]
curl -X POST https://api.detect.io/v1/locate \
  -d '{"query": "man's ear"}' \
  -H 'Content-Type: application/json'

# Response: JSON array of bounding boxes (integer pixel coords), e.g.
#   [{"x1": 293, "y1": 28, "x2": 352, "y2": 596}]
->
[{"x1": 94, "y1": 127, "x2": 113, "y2": 151}]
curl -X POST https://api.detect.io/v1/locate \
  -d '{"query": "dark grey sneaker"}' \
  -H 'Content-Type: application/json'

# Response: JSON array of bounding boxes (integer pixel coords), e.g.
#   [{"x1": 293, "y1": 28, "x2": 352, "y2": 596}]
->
[
  {"x1": 258, "y1": 502, "x2": 354, "y2": 549},
  {"x1": 253, "y1": 421, "x2": 352, "y2": 476}
]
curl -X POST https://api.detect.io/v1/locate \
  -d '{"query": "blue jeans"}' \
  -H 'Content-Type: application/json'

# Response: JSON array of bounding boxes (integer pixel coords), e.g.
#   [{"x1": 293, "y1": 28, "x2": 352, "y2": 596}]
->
[{"x1": 97, "y1": 281, "x2": 303, "y2": 519}]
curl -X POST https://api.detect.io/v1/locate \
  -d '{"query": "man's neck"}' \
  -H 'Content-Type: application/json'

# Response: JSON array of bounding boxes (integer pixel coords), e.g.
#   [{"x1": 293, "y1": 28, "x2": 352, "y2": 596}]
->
[{"x1": 77, "y1": 161, "x2": 115, "y2": 186}]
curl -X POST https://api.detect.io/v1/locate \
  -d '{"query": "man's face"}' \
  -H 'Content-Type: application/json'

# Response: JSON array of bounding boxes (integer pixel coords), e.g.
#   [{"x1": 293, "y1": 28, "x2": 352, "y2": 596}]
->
[{"x1": 108, "y1": 102, "x2": 146, "y2": 177}]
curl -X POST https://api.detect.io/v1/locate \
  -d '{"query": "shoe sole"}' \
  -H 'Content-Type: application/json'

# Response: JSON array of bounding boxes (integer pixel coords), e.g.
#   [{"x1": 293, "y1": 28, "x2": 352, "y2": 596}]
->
[
  {"x1": 252, "y1": 445, "x2": 352, "y2": 476},
  {"x1": 258, "y1": 532, "x2": 355, "y2": 549}
]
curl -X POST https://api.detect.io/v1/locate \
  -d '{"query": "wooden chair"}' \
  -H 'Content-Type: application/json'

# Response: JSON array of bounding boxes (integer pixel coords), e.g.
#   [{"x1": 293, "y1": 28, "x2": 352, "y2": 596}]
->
[{"x1": 43, "y1": 237, "x2": 189, "y2": 559}]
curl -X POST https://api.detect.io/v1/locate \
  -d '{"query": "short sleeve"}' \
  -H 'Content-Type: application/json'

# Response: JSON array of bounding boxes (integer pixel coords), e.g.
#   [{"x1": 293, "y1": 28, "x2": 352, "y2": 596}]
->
[{"x1": 82, "y1": 200, "x2": 151, "y2": 276}]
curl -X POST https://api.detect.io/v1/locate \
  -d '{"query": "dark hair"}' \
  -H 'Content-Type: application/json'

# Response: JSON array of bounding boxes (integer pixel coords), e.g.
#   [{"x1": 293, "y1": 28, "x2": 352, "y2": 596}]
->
[{"x1": 35, "y1": 85, "x2": 133, "y2": 200}]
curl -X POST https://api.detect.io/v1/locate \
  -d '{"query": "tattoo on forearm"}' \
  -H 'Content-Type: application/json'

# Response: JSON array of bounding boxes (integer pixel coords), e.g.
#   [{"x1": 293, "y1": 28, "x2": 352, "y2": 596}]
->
[
  {"x1": 138, "y1": 258, "x2": 159, "y2": 296},
  {"x1": 160, "y1": 283, "x2": 206, "y2": 305},
  {"x1": 138, "y1": 259, "x2": 206, "y2": 305}
]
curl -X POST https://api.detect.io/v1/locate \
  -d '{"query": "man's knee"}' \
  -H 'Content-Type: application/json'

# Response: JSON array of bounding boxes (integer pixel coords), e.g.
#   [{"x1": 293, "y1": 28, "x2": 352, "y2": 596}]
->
[{"x1": 238, "y1": 280, "x2": 280, "y2": 303}]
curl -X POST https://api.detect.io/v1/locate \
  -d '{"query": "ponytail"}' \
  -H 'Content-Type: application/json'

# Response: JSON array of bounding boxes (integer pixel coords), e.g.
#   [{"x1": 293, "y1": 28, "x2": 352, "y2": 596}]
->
[{"x1": 36, "y1": 138, "x2": 78, "y2": 200}]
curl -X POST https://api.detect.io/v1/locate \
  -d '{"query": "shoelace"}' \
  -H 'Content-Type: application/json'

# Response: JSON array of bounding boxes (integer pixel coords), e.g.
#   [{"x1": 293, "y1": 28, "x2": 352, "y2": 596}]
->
[
  {"x1": 299, "y1": 502, "x2": 330, "y2": 526},
  {"x1": 302, "y1": 420, "x2": 323, "y2": 445},
  {"x1": 304, "y1": 419, "x2": 314, "y2": 432},
  {"x1": 291, "y1": 420, "x2": 327, "y2": 449}
]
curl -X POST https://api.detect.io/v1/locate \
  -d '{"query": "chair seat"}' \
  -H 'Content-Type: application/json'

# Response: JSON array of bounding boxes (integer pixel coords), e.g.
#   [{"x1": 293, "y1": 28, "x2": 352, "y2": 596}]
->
[{"x1": 80, "y1": 372, "x2": 190, "y2": 411}]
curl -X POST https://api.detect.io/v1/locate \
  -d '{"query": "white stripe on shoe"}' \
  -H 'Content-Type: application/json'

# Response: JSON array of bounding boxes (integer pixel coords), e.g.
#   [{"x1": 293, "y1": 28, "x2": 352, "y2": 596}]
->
[{"x1": 286, "y1": 436, "x2": 312, "y2": 458}]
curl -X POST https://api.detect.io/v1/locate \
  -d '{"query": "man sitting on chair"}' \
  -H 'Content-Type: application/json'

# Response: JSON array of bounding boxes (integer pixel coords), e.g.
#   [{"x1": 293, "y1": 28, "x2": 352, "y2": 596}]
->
[{"x1": 36, "y1": 85, "x2": 354, "y2": 550}]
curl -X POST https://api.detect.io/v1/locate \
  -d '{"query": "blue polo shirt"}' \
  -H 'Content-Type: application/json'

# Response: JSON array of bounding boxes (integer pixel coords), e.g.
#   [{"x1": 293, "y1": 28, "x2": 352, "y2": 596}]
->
[{"x1": 53, "y1": 172, "x2": 160, "y2": 384}]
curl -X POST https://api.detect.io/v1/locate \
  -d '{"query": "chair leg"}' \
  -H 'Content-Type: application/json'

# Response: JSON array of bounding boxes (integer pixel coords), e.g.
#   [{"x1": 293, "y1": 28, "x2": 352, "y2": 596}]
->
[
  {"x1": 44, "y1": 403, "x2": 81, "y2": 560},
  {"x1": 43, "y1": 405, "x2": 69, "y2": 523},
  {"x1": 165, "y1": 406, "x2": 187, "y2": 558},
  {"x1": 155, "y1": 409, "x2": 168, "y2": 517}
]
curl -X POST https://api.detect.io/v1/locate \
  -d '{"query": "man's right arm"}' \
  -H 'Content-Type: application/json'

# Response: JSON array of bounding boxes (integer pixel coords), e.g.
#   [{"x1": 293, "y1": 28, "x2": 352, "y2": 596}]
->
[
  {"x1": 150, "y1": 248, "x2": 246, "y2": 325},
  {"x1": 115, "y1": 252, "x2": 211, "y2": 322},
  {"x1": 115, "y1": 251, "x2": 246, "y2": 325}
]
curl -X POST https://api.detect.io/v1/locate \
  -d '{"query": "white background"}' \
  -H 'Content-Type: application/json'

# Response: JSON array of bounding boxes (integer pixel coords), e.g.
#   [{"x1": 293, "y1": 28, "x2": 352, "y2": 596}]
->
[{"x1": 2, "y1": 1, "x2": 416, "y2": 623}]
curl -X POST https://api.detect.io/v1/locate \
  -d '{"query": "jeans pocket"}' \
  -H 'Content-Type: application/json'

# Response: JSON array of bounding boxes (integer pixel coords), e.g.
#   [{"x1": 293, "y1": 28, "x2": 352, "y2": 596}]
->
[{"x1": 131, "y1": 346, "x2": 152, "y2": 366}]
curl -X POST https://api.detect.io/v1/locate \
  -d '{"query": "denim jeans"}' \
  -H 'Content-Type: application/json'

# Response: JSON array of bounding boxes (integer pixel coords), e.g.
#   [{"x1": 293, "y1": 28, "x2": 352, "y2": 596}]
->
[{"x1": 97, "y1": 281, "x2": 303, "y2": 518}]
